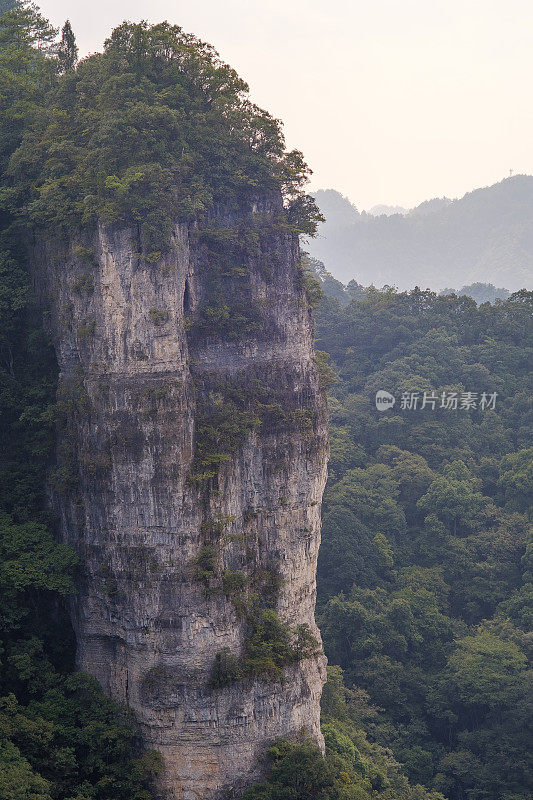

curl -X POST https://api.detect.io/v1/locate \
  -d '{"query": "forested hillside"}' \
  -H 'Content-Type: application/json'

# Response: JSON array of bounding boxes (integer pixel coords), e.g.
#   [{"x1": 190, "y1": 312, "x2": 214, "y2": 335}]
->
[
  {"x1": 313, "y1": 281, "x2": 532, "y2": 800},
  {"x1": 308, "y1": 181, "x2": 533, "y2": 291}
]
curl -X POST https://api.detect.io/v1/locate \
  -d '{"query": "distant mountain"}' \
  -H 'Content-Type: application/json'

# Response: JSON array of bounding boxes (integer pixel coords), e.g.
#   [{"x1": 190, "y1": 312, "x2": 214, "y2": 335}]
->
[
  {"x1": 309, "y1": 176, "x2": 533, "y2": 291},
  {"x1": 440, "y1": 282, "x2": 511, "y2": 304},
  {"x1": 409, "y1": 196, "x2": 452, "y2": 217},
  {"x1": 368, "y1": 204, "x2": 408, "y2": 217},
  {"x1": 314, "y1": 188, "x2": 360, "y2": 225}
]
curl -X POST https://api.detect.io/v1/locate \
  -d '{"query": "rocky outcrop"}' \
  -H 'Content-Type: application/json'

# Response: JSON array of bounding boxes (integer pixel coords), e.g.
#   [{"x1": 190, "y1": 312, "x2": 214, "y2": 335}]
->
[{"x1": 32, "y1": 191, "x2": 328, "y2": 799}]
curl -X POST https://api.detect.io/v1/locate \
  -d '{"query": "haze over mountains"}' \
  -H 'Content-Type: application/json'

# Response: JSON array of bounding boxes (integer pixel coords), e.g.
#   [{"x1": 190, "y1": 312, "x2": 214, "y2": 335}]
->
[{"x1": 308, "y1": 175, "x2": 533, "y2": 291}]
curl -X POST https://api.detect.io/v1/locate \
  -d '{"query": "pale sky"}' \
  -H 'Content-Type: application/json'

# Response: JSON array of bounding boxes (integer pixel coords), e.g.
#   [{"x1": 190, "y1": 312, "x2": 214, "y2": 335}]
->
[{"x1": 39, "y1": 0, "x2": 533, "y2": 210}]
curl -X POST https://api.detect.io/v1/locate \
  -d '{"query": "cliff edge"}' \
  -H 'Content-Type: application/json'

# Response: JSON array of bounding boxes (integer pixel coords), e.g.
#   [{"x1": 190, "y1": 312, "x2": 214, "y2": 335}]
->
[{"x1": 32, "y1": 191, "x2": 328, "y2": 799}]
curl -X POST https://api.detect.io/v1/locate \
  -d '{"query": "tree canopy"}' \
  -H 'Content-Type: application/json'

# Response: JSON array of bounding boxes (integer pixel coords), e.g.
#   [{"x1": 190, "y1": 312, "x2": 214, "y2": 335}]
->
[
  {"x1": 7, "y1": 14, "x2": 320, "y2": 258},
  {"x1": 310, "y1": 272, "x2": 533, "y2": 800}
]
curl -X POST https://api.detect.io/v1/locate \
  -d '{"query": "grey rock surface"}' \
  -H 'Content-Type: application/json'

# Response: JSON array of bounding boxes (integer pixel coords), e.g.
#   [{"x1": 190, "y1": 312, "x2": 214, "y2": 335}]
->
[{"x1": 32, "y1": 194, "x2": 328, "y2": 799}]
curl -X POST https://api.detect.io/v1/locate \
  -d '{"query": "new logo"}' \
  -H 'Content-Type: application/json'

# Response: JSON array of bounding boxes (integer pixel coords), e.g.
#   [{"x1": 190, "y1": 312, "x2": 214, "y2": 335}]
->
[{"x1": 375, "y1": 390, "x2": 396, "y2": 412}]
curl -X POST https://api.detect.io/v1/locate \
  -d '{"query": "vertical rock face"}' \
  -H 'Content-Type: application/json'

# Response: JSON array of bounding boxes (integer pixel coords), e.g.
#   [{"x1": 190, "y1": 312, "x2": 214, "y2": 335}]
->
[{"x1": 33, "y1": 192, "x2": 328, "y2": 799}]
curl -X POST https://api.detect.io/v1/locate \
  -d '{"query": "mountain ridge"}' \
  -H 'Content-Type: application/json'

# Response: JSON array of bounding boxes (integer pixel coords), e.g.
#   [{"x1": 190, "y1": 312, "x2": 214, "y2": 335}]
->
[{"x1": 309, "y1": 176, "x2": 533, "y2": 291}]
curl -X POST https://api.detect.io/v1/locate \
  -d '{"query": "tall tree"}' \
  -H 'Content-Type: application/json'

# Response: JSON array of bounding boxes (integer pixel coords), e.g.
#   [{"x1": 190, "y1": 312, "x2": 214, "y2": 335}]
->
[{"x1": 57, "y1": 18, "x2": 77, "y2": 71}]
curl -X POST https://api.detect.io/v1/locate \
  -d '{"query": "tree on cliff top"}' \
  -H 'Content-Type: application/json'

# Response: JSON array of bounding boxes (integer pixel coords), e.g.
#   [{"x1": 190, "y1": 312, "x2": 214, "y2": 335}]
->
[{"x1": 8, "y1": 18, "x2": 322, "y2": 258}]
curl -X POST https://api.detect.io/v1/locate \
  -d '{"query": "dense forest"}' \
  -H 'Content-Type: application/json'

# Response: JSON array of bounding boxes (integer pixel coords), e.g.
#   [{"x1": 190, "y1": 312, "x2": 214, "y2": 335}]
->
[
  {"x1": 309, "y1": 182, "x2": 533, "y2": 292},
  {"x1": 0, "y1": 3, "x2": 531, "y2": 799},
  {"x1": 311, "y1": 262, "x2": 532, "y2": 800}
]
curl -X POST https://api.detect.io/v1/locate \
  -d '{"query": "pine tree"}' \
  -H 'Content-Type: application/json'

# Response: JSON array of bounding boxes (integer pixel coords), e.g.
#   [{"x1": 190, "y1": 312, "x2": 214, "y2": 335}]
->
[{"x1": 58, "y1": 18, "x2": 77, "y2": 71}]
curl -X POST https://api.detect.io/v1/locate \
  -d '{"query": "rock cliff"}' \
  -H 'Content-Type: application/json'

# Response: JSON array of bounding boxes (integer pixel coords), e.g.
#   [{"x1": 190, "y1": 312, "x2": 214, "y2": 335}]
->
[{"x1": 32, "y1": 191, "x2": 328, "y2": 799}]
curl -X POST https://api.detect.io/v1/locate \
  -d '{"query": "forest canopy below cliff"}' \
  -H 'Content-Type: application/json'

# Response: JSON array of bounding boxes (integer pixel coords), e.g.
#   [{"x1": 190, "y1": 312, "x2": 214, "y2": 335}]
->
[{"x1": 312, "y1": 272, "x2": 532, "y2": 800}]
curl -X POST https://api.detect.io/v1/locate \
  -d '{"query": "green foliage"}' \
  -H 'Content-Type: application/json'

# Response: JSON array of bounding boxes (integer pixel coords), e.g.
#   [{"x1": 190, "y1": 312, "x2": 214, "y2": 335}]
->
[
  {"x1": 189, "y1": 392, "x2": 261, "y2": 482},
  {"x1": 302, "y1": 253, "x2": 350, "y2": 307},
  {"x1": 7, "y1": 18, "x2": 320, "y2": 257},
  {"x1": 57, "y1": 19, "x2": 77, "y2": 73},
  {"x1": 241, "y1": 739, "x2": 340, "y2": 800},
  {"x1": 445, "y1": 627, "x2": 527, "y2": 708},
  {"x1": 1, "y1": 6, "x2": 530, "y2": 800},
  {"x1": 0, "y1": 479, "x2": 160, "y2": 798},
  {"x1": 210, "y1": 647, "x2": 242, "y2": 688},
  {"x1": 0, "y1": 511, "x2": 76, "y2": 629},
  {"x1": 498, "y1": 447, "x2": 533, "y2": 515},
  {"x1": 315, "y1": 350, "x2": 337, "y2": 391},
  {"x1": 212, "y1": 607, "x2": 319, "y2": 686},
  {"x1": 320, "y1": 667, "x2": 447, "y2": 800},
  {"x1": 0, "y1": 675, "x2": 162, "y2": 800},
  {"x1": 189, "y1": 377, "x2": 318, "y2": 483},
  {"x1": 300, "y1": 262, "x2": 324, "y2": 308},
  {"x1": 241, "y1": 668, "x2": 446, "y2": 800},
  {"x1": 192, "y1": 544, "x2": 217, "y2": 590},
  {"x1": 315, "y1": 286, "x2": 533, "y2": 800},
  {"x1": 71, "y1": 245, "x2": 96, "y2": 266},
  {"x1": 203, "y1": 527, "x2": 319, "y2": 685},
  {"x1": 189, "y1": 222, "x2": 271, "y2": 340},
  {"x1": 240, "y1": 609, "x2": 295, "y2": 680},
  {"x1": 221, "y1": 570, "x2": 248, "y2": 595},
  {"x1": 441, "y1": 282, "x2": 511, "y2": 304}
]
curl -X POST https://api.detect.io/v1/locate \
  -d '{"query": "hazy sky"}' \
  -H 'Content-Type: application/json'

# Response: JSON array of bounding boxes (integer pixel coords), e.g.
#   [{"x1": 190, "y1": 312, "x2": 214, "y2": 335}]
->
[{"x1": 38, "y1": 0, "x2": 533, "y2": 210}]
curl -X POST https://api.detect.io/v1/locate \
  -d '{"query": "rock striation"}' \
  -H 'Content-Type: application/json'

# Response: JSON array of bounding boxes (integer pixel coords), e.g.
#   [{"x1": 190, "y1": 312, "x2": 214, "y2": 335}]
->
[{"x1": 32, "y1": 191, "x2": 328, "y2": 799}]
